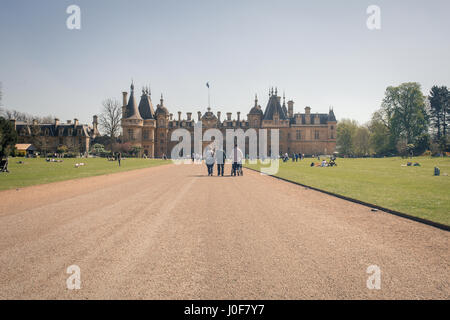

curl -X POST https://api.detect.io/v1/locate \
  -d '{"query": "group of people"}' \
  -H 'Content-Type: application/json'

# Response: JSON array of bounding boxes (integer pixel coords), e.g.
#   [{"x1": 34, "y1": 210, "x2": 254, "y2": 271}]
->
[
  {"x1": 310, "y1": 155, "x2": 337, "y2": 167},
  {"x1": 282, "y1": 153, "x2": 305, "y2": 163},
  {"x1": 204, "y1": 144, "x2": 244, "y2": 177}
]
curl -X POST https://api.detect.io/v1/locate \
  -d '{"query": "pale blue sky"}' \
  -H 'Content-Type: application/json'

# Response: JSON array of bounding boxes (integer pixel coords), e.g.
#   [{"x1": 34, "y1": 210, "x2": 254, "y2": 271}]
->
[{"x1": 0, "y1": 0, "x2": 449, "y2": 125}]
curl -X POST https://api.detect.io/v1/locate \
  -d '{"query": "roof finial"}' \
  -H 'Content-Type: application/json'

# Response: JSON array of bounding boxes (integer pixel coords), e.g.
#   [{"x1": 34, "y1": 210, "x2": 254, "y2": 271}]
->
[
  {"x1": 130, "y1": 79, "x2": 134, "y2": 92},
  {"x1": 160, "y1": 93, "x2": 164, "y2": 105},
  {"x1": 275, "y1": 87, "x2": 278, "y2": 96},
  {"x1": 255, "y1": 94, "x2": 258, "y2": 106}
]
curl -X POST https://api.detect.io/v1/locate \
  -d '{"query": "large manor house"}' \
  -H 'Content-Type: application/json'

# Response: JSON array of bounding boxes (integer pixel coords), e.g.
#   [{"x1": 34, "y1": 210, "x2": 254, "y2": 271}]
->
[{"x1": 121, "y1": 82, "x2": 337, "y2": 158}]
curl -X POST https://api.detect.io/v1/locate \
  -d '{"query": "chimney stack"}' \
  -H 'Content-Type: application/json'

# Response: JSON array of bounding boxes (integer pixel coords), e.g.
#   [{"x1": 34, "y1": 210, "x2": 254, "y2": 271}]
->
[
  {"x1": 217, "y1": 111, "x2": 221, "y2": 122},
  {"x1": 169, "y1": 113, "x2": 173, "y2": 121},
  {"x1": 187, "y1": 112, "x2": 192, "y2": 121},
  {"x1": 54, "y1": 118, "x2": 60, "y2": 126},
  {"x1": 288, "y1": 100, "x2": 294, "y2": 118},
  {"x1": 198, "y1": 111, "x2": 202, "y2": 121},
  {"x1": 122, "y1": 92, "x2": 128, "y2": 107},
  {"x1": 227, "y1": 112, "x2": 232, "y2": 121},
  {"x1": 74, "y1": 118, "x2": 79, "y2": 126},
  {"x1": 32, "y1": 119, "x2": 38, "y2": 125},
  {"x1": 178, "y1": 111, "x2": 181, "y2": 122},
  {"x1": 67, "y1": 120, "x2": 72, "y2": 124},
  {"x1": 92, "y1": 115, "x2": 98, "y2": 131},
  {"x1": 305, "y1": 107, "x2": 311, "y2": 124},
  {"x1": 237, "y1": 112, "x2": 241, "y2": 122},
  {"x1": 9, "y1": 119, "x2": 16, "y2": 130}
]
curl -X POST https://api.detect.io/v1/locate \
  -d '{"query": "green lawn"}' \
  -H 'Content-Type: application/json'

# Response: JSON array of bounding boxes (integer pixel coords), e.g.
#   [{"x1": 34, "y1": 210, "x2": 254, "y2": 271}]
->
[
  {"x1": 0, "y1": 157, "x2": 170, "y2": 191},
  {"x1": 245, "y1": 157, "x2": 450, "y2": 226}
]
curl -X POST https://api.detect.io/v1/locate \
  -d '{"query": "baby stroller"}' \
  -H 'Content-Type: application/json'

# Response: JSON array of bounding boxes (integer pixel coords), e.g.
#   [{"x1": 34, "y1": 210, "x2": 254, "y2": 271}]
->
[
  {"x1": 0, "y1": 158, "x2": 9, "y2": 173},
  {"x1": 329, "y1": 155, "x2": 337, "y2": 167},
  {"x1": 237, "y1": 163, "x2": 243, "y2": 176}
]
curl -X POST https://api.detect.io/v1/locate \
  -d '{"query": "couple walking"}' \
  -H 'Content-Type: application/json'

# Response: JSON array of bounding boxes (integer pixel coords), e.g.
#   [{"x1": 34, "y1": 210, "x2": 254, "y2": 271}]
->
[{"x1": 205, "y1": 144, "x2": 243, "y2": 177}]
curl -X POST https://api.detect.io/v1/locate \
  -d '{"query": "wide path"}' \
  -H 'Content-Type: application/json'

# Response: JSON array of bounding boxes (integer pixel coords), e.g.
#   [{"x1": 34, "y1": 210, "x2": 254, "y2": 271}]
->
[{"x1": 0, "y1": 163, "x2": 448, "y2": 299}]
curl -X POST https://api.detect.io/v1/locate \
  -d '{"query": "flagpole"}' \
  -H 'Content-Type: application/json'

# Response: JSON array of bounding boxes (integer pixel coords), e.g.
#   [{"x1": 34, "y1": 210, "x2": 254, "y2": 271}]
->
[{"x1": 208, "y1": 84, "x2": 210, "y2": 109}]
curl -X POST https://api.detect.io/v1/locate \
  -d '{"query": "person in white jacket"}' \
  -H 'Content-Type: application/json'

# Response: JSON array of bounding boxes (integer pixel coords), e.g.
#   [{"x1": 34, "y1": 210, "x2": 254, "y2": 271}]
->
[
  {"x1": 230, "y1": 144, "x2": 243, "y2": 176},
  {"x1": 205, "y1": 148, "x2": 215, "y2": 176}
]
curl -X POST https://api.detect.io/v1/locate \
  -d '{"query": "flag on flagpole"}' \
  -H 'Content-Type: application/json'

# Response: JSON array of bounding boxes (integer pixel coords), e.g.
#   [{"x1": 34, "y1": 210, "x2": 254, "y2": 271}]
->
[{"x1": 206, "y1": 82, "x2": 210, "y2": 88}]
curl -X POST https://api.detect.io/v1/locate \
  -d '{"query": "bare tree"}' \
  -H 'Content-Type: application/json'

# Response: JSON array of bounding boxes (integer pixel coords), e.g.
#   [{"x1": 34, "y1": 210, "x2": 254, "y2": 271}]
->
[
  {"x1": 0, "y1": 82, "x2": 3, "y2": 116},
  {"x1": 0, "y1": 107, "x2": 54, "y2": 123},
  {"x1": 99, "y1": 98, "x2": 122, "y2": 148}
]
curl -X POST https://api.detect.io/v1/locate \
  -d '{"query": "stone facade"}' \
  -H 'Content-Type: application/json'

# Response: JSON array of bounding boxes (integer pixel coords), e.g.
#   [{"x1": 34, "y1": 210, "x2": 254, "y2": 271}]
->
[
  {"x1": 11, "y1": 117, "x2": 99, "y2": 154},
  {"x1": 121, "y1": 83, "x2": 337, "y2": 158}
]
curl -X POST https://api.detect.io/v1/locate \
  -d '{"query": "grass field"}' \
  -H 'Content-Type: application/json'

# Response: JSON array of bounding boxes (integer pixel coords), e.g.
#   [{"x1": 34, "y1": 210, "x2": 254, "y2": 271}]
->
[
  {"x1": 0, "y1": 157, "x2": 170, "y2": 191},
  {"x1": 245, "y1": 156, "x2": 450, "y2": 226}
]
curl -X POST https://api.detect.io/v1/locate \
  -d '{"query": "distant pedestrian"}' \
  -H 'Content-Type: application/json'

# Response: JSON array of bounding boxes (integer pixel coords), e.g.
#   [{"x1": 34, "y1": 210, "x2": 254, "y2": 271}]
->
[
  {"x1": 215, "y1": 148, "x2": 226, "y2": 176},
  {"x1": 205, "y1": 148, "x2": 215, "y2": 176},
  {"x1": 117, "y1": 152, "x2": 122, "y2": 167},
  {"x1": 295, "y1": 153, "x2": 299, "y2": 162}
]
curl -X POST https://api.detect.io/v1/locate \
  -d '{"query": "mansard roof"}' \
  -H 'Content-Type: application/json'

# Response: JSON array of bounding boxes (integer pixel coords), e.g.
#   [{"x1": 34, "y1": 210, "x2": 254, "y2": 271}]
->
[
  {"x1": 155, "y1": 104, "x2": 169, "y2": 116},
  {"x1": 290, "y1": 113, "x2": 331, "y2": 125},
  {"x1": 138, "y1": 90, "x2": 155, "y2": 119},
  {"x1": 263, "y1": 94, "x2": 287, "y2": 120},
  {"x1": 15, "y1": 122, "x2": 91, "y2": 137},
  {"x1": 282, "y1": 104, "x2": 288, "y2": 117},
  {"x1": 249, "y1": 105, "x2": 263, "y2": 115},
  {"x1": 328, "y1": 109, "x2": 337, "y2": 122},
  {"x1": 155, "y1": 94, "x2": 169, "y2": 116}
]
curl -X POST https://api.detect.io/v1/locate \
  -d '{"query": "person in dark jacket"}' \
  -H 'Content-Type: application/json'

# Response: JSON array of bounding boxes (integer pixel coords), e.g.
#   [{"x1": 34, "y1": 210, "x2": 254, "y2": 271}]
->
[{"x1": 215, "y1": 148, "x2": 226, "y2": 176}]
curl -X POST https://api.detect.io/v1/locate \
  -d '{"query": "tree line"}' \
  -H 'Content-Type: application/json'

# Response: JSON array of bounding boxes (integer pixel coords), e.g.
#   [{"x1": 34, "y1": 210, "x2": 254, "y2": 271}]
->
[{"x1": 337, "y1": 83, "x2": 449, "y2": 157}]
